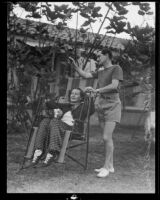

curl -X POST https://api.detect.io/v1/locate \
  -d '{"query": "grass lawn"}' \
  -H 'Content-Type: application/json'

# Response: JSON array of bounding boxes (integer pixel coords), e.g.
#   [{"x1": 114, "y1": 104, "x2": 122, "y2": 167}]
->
[{"x1": 7, "y1": 124, "x2": 155, "y2": 193}]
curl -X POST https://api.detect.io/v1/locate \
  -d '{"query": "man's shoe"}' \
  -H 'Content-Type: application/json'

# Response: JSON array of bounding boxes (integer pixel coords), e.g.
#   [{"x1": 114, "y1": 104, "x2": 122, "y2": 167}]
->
[
  {"x1": 94, "y1": 168, "x2": 103, "y2": 173},
  {"x1": 109, "y1": 167, "x2": 115, "y2": 173},
  {"x1": 96, "y1": 168, "x2": 109, "y2": 178},
  {"x1": 95, "y1": 166, "x2": 114, "y2": 173}
]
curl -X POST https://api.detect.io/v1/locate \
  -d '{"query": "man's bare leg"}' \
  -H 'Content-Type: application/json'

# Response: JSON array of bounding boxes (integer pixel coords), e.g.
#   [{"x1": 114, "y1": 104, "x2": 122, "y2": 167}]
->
[
  {"x1": 103, "y1": 122, "x2": 116, "y2": 169},
  {"x1": 96, "y1": 121, "x2": 115, "y2": 169}
]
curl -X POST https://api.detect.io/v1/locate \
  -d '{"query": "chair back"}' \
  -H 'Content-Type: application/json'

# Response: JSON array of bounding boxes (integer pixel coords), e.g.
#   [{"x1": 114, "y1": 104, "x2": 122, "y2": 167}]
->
[{"x1": 61, "y1": 77, "x2": 98, "y2": 141}]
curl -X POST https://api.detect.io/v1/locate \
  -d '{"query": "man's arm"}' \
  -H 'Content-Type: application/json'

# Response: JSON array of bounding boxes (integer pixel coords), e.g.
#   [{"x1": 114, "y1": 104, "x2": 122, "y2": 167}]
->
[
  {"x1": 68, "y1": 57, "x2": 93, "y2": 79},
  {"x1": 96, "y1": 79, "x2": 119, "y2": 94}
]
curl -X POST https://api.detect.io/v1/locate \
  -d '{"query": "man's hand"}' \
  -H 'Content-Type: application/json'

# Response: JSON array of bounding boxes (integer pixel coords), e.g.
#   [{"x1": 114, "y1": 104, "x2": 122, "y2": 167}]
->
[
  {"x1": 84, "y1": 87, "x2": 96, "y2": 93},
  {"x1": 68, "y1": 57, "x2": 76, "y2": 66}
]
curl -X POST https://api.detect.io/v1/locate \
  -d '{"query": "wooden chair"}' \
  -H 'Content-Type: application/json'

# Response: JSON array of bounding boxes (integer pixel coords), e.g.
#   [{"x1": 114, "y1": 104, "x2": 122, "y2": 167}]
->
[{"x1": 22, "y1": 77, "x2": 98, "y2": 170}]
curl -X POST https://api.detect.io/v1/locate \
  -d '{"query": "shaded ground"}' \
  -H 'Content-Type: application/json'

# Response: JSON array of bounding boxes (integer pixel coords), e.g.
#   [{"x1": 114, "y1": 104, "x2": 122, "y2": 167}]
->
[{"x1": 7, "y1": 125, "x2": 155, "y2": 193}]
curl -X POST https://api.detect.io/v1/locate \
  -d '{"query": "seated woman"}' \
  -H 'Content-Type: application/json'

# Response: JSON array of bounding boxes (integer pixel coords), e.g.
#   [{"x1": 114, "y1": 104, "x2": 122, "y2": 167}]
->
[{"x1": 29, "y1": 88, "x2": 95, "y2": 167}]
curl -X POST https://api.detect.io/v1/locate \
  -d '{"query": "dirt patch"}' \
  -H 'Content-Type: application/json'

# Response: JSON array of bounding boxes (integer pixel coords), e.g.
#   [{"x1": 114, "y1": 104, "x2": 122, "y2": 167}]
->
[{"x1": 7, "y1": 125, "x2": 155, "y2": 193}]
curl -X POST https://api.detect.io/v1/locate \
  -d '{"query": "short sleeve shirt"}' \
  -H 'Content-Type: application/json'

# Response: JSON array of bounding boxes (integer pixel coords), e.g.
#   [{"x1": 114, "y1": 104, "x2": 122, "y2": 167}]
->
[{"x1": 92, "y1": 65, "x2": 123, "y2": 93}]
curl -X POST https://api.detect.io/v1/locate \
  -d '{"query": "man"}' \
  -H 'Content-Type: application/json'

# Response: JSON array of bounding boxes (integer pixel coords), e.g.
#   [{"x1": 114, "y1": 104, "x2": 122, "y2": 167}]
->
[{"x1": 69, "y1": 49, "x2": 123, "y2": 178}]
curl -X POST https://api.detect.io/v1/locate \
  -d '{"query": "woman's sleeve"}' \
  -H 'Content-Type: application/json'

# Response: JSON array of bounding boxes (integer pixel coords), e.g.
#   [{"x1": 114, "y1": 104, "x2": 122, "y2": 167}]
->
[
  {"x1": 46, "y1": 100, "x2": 72, "y2": 113},
  {"x1": 45, "y1": 100, "x2": 58, "y2": 109}
]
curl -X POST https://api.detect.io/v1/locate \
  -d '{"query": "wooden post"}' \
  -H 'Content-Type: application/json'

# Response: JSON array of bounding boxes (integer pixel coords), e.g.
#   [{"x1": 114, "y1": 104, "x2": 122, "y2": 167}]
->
[
  {"x1": 31, "y1": 76, "x2": 38, "y2": 101},
  {"x1": 54, "y1": 57, "x2": 61, "y2": 97}
]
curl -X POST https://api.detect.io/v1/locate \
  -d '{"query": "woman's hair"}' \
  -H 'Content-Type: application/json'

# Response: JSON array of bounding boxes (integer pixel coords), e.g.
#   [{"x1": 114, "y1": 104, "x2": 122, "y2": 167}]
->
[{"x1": 68, "y1": 88, "x2": 86, "y2": 102}]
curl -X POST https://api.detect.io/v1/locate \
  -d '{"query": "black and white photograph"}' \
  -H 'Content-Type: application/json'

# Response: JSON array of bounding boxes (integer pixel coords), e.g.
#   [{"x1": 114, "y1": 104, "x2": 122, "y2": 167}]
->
[{"x1": 7, "y1": 2, "x2": 156, "y2": 194}]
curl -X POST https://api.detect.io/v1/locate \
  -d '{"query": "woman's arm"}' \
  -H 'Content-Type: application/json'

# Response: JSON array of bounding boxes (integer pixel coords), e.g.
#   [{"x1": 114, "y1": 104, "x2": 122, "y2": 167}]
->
[{"x1": 46, "y1": 100, "x2": 72, "y2": 113}]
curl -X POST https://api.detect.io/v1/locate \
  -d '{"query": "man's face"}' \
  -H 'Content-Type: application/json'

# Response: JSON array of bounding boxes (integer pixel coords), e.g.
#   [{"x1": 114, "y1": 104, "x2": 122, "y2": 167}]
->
[{"x1": 97, "y1": 53, "x2": 109, "y2": 66}]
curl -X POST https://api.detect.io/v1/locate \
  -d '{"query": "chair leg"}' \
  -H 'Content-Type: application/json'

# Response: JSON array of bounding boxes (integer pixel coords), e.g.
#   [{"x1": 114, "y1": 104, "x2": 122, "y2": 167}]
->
[{"x1": 57, "y1": 130, "x2": 71, "y2": 163}]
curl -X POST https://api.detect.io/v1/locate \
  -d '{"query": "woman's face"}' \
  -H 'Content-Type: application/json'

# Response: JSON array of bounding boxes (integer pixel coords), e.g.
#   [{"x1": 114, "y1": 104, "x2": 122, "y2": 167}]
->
[{"x1": 70, "y1": 89, "x2": 81, "y2": 103}]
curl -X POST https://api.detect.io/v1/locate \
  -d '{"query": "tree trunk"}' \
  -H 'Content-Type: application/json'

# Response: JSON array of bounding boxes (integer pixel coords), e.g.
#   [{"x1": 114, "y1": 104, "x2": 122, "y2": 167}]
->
[
  {"x1": 12, "y1": 67, "x2": 19, "y2": 90},
  {"x1": 31, "y1": 76, "x2": 38, "y2": 101},
  {"x1": 54, "y1": 57, "x2": 61, "y2": 97}
]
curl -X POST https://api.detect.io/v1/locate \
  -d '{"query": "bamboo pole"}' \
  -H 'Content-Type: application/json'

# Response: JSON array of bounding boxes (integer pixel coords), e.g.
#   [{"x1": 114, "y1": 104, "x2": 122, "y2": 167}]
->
[{"x1": 82, "y1": 2, "x2": 113, "y2": 70}]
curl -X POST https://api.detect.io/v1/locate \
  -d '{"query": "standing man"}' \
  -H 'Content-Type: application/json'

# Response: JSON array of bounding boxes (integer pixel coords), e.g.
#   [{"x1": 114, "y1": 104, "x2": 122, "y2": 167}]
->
[{"x1": 68, "y1": 49, "x2": 123, "y2": 178}]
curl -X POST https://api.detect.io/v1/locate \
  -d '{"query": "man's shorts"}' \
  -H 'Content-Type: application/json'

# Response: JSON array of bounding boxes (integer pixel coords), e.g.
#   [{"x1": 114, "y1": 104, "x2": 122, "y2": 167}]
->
[{"x1": 94, "y1": 93, "x2": 122, "y2": 123}]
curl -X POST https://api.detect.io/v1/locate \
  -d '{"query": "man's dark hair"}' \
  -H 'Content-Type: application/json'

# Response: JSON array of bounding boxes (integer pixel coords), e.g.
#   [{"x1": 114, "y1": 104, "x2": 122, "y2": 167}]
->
[{"x1": 101, "y1": 49, "x2": 112, "y2": 60}]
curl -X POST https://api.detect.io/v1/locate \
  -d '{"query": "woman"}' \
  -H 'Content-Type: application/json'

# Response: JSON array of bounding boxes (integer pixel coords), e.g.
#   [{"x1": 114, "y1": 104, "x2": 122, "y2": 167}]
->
[{"x1": 29, "y1": 88, "x2": 95, "y2": 167}]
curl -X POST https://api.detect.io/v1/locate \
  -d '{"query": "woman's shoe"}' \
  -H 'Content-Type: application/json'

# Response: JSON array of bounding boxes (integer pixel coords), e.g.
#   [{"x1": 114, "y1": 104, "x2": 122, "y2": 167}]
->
[
  {"x1": 96, "y1": 168, "x2": 109, "y2": 178},
  {"x1": 40, "y1": 153, "x2": 58, "y2": 167}
]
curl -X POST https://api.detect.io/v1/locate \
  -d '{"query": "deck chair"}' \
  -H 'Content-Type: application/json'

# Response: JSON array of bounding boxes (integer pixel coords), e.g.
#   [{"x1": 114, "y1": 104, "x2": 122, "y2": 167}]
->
[{"x1": 20, "y1": 77, "x2": 97, "y2": 171}]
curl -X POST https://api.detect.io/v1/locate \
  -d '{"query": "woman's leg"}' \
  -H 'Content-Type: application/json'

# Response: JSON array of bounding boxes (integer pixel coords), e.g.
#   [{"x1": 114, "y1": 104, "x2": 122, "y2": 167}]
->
[
  {"x1": 32, "y1": 118, "x2": 50, "y2": 163},
  {"x1": 34, "y1": 118, "x2": 50, "y2": 150},
  {"x1": 48, "y1": 118, "x2": 70, "y2": 152},
  {"x1": 41, "y1": 119, "x2": 71, "y2": 165}
]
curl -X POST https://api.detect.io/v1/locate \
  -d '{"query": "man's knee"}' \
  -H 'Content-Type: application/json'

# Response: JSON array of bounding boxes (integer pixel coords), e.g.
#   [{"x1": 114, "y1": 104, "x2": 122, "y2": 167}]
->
[{"x1": 103, "y1": 135, "x2": 113, "y2": 143}]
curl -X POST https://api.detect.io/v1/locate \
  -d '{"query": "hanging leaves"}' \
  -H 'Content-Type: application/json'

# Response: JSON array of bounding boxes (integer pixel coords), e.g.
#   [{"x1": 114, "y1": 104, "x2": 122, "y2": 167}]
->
[
  {"x1": 26, "y1": 12, "x2": 41, "y2": 19},
  {"x1": 82, "y1": 20, "x2": 91, "y2": 27},
  {"x1": 118, "y1": 9, "x2": 128, "y2": 15},
  {"x1": 146, "y1": 12, "x2": 154, "y2": 15},
  {"x1": 88, "y1": 2, "x2": 95, "y2": 9},
  {"x1": 80, "y1": 12, "x2": 90, "y2": 19}
]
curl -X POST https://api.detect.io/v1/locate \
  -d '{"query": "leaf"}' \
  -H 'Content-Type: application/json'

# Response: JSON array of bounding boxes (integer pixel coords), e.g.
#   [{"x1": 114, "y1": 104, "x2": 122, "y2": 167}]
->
[
  {"x1": 105, "y1": 3, "x2": 114, "y2": 11},
  {"x1": 113, "y1": 2, "x2": 124, "y2": 11},
  {"x1": 120, "y1": 2, "x2": 130, "y2": 7},
  {"x1": 93, "y1": 6, "x2": 101, "y2": 13},
  {"x1": 132, "y1": 2, "x2": 140, "y2": 6},
  {"x1": 113, "y1": 15, "x2": 127, "y2": 21},
  {"x1": 31, "y1": 12, "x2": 41, "y2": 19},
  {"x1": 107, "y1": 30, "x2": 116, "y2": 34},
  {"x1": 88, "y1": 2, "x2": 95, "y2": 9},
  {"x1": 118, "y1": 9, "x2": 128, "y2": 15},
  {"x1": 80, "y1": 12, "x2": 89, "y2": 18},
  {"x1": 92, "y1": 11, "x2": 102, "y2": 18},
  {"x1": 146, "y1": 12, "x2": 153, "y2": 15},
  {"x1": 82, "y1": 20, "x2": 91, "y2": 27},
  {"x1": 79, "y1": 28, "x2": 86, "y2": 33},
  {"x1": 127, "y1": 22, "x2": 131, "y2": 30},
  {"x1": 139, "y1": 3, "x2": 150, "y2": 12},
  {"x1": 138, "y1": 10, "x2": 145, "y2": 16}
]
